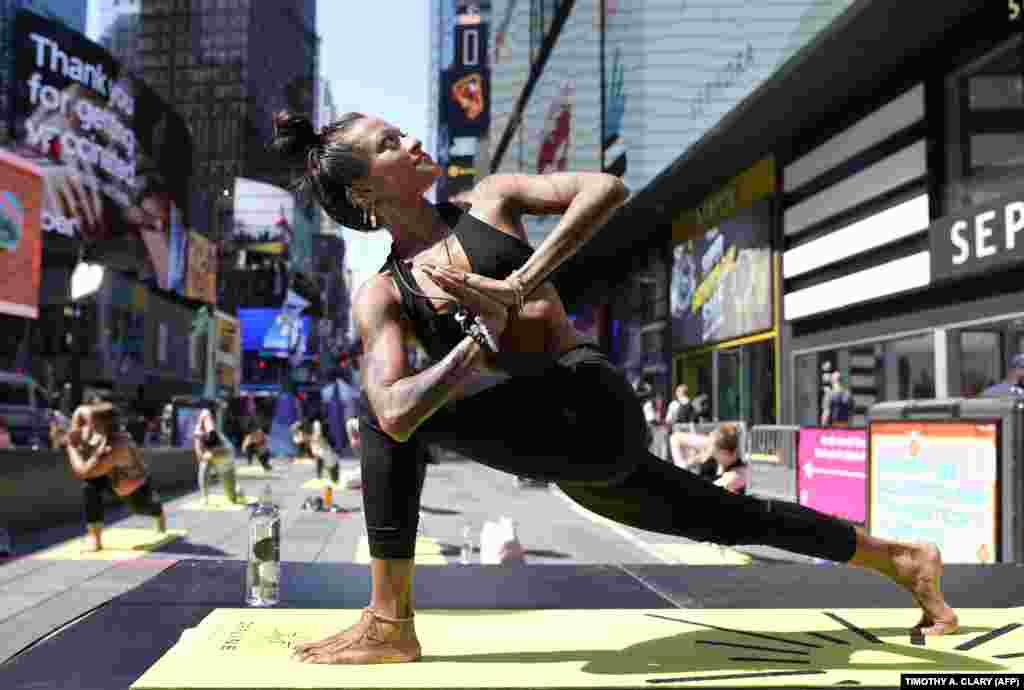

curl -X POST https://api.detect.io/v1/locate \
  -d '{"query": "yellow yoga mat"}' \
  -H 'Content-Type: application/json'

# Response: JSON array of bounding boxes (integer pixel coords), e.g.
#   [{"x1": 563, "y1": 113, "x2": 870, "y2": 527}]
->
[
  {"x1": 132, "y1": 606, "x2": 1024, "y2": 688},
  {"x1": 355, "y1": 535, "x2": 446, "y2": 565},
  {"x1": 179, "y1": 495, "x2": 258, "y2": 511},
  {"x1": 292, "y1": 458, "x2": 315, "y2": 466},
  {"x1": 649, "y1": 543, "x2": 753, "y2": 566},
  {"x1": 235, "y1": 466, "x2": 281, "y2": 479},
  {"x1": 32, "y1": 528, "x2": 187, "y2": 561}
]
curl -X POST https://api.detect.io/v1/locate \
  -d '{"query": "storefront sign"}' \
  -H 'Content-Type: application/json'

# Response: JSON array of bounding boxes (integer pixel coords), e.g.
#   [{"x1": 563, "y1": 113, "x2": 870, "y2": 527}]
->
[
  {"x1": 797, "y1": 428, "x2": 867, "y2": 524},
  {"x1": 869, "y1": 421, "x2": 999, "y2": 564},
  {"x1": 929, "y1": 190, "x2": 1024, "y2": 282},
  {"x1": 672, "y1": 158, "x2": 776, "y2": 242}
]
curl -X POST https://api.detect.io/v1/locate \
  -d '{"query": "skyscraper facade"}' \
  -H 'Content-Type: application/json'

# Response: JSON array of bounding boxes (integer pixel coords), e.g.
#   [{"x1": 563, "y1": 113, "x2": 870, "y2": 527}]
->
[{"x1": 136, "y1": 0, "x2": 318, "y2": 237}]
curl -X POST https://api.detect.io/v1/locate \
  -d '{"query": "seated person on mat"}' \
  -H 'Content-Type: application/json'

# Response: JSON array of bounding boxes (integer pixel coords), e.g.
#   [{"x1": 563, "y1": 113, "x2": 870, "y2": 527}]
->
[
  {"x1": 241, "y1": 422, "x2": 271, "y2": 471},
  {"x1": 65, "y1": 401, "x2": 166, "y2": 551},
  {"x1": 194, "y1": 408, "x2": 239, "y2": 504}
]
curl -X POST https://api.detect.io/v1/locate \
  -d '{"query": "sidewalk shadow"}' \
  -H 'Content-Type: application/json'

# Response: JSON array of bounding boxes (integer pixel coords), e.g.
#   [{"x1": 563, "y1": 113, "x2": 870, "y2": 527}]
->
[{"x1": 151, "y1": 541, "x2": 231, "y2": 558}]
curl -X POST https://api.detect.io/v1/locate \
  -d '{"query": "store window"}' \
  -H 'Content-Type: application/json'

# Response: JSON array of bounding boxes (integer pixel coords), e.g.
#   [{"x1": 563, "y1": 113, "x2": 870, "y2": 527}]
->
[
  {"x1": 945, "y1": 36, "x2": 1024, "y2": 213},
  {"x1": 958, "y1": 330, "x2": 1002, "y2": 397},
  {"x1": 795, "y1": 333, "x2": 935, "y2": 428}
]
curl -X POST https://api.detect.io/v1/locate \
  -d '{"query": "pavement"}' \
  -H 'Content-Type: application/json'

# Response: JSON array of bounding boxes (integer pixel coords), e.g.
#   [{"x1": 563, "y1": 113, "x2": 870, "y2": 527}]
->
[{"x1": 0, "y1": 451, "x2": 814, "y2": 666}]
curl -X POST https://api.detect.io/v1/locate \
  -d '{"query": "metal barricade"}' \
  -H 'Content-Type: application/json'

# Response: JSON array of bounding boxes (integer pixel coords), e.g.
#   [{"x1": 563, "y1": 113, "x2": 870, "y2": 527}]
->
[{"x1": 745, "y1": 425, "x2": 800, "y2": 501}]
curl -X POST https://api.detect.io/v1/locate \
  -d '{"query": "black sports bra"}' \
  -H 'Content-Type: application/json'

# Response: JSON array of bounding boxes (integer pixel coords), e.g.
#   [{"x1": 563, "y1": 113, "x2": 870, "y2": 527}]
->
[{"x1": 382, "y1": 203, "x2": 534, "y2": 362}]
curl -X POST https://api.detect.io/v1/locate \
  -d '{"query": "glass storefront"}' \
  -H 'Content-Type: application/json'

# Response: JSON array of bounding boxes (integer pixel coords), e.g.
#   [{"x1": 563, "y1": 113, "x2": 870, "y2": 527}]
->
[
  {"x1": 794, "y1": 314, "x2": 1024, "y2": 427},
  {"x1": 795, "y1": 333, "x2": 935, "y2": 428},
  {"x1": 674, "y1": 336, "x2": 777, "y2": 425}
]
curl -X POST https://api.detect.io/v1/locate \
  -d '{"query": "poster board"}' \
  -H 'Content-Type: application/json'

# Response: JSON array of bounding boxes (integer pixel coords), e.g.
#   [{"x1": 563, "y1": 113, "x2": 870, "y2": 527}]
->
[{"x1": 867, "y1": 397, "x2": 1020, "y2": 563}]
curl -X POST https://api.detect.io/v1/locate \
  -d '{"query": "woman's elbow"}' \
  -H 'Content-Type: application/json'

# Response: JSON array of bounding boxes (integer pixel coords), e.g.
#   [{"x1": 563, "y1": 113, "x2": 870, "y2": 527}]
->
[{"x1": 377, "y1": 413, "x2": 412, "y2": 444}]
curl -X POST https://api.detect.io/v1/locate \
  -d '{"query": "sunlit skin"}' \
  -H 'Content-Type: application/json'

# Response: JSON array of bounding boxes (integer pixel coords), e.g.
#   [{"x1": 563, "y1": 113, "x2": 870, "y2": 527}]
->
[{"x1": 289, "y1": 116, "x2": 957, "y2": 666}]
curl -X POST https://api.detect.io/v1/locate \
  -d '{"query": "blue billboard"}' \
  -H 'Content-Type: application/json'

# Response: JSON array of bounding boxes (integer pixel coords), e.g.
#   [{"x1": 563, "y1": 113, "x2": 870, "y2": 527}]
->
[{"x1": 238, "y1": 308, "x2": 314, "y2": 358}]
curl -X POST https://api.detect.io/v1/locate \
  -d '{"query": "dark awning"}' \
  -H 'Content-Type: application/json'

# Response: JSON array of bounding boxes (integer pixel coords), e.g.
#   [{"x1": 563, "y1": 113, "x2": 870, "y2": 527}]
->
[{"x1": 553, "y1": 0, "x2": 993, "y2": 310}]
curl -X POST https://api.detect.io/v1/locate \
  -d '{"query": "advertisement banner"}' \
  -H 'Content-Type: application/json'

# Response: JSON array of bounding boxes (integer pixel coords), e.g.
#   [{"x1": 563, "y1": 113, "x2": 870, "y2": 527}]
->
[
  {"x1": 185, "y1": 231, "x2": 216, "y2": 304},
  {"x1": 10, "y1": 11, "x2": 192, "y2": 286},
  {"x1": 0, "y1": 150, "x2": 43, "y2": 318},
  {"x1": 797, "y1": 427, "x2": 868, "y2": 524},
  {"x1": 213, "y1": 311, "x2": 241, "y2": 393},
  {"x1": 670, "y1": 198, "x2": 773, "y2": 349},
  {"x1": 238, "y1": 308, "x2": 314, "y2": 359},
  {"x1": 437, "y1": 15, "x2": 490, "y2": 205},
  {"x1": 870, "y1": 421, "x2": 999, "y2": 564}
]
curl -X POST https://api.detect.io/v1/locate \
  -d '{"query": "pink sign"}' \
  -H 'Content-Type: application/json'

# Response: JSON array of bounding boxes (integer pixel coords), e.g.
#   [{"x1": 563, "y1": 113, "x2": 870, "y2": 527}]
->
[{"x1": 797, "y1": 428, "x2": 868, "y2": 524}]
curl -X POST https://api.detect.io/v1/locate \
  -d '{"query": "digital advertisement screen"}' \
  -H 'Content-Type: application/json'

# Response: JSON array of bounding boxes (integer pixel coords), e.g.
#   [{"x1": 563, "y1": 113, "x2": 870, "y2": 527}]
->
[
  {"x1": 797, "y1": 427, "x2": 868, "y2": 525},
  {"x1": 0, "y1": 150, "x2": 43, "y2": 319},
  {"x1": 10, "y1": 11, "x2": 192, "y2": 287},
  {"x1": 238, "y1": 308, "x2": 314, "y2": 358},
  {"x1": 870, "y1": 421, "x2": 999, "y2": 564},
  {"x1": 671, "y1": 199, "x2": 773, "y2": 349}
]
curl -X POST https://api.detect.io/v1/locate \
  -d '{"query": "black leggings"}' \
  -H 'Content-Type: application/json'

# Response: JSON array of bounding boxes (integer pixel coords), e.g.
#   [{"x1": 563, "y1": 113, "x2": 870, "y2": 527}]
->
[
  {"x1": 83, "y1": 477, "x2": 164, "y2": 525},
  {"x1": 360, "y1": 345, "x2": 858, "y2": 563},
  {"x1": 246, "y1": 446, "x2": 271, "y2": 470}
]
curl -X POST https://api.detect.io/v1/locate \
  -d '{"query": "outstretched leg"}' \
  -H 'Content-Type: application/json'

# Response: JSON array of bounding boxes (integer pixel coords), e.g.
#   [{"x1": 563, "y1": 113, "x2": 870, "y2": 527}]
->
[{"x1": 559, "y1": 452, "x2": 958, "y2": 635}]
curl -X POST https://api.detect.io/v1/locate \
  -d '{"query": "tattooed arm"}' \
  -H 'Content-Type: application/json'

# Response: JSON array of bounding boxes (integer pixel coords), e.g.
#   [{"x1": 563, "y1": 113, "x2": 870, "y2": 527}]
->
[{"x1": 354, "y1": 274, "x2": 504, "y2": 443}]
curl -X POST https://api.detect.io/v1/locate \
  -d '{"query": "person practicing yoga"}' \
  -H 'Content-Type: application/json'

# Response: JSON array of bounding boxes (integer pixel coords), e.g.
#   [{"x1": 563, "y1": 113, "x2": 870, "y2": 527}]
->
[
  {"x1": 194, "y1": 407, "x2": 239, "y2": 504},
  {"x1": 241, "y1": 421, "x2": 272, "y2": 472},
  {"x1": 269, "y1": 110, "x2": 958, "y2": 666},
  {"x1": 65, "y1": 401, "x2": 166, "y2": 551}
]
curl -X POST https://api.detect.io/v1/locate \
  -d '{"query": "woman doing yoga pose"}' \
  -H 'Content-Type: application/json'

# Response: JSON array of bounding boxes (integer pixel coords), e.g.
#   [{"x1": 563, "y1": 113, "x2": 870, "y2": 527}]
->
[{"x1": 268, "y1": 110, "x2": 958, "y2": 666}]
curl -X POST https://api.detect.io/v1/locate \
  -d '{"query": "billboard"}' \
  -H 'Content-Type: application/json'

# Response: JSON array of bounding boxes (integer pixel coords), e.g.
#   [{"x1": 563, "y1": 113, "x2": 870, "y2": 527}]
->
[
  {"x1": 670, "y1": 197, "x2": 774, "y2": 349},
  {"x1": 515, "y1": 2, "x2": 601, "y2": 247},
  {"x1": 239, "y1": 308, "x2": 314, "y2": 359},
  {"x1": 10, "y1": 11, "x2": 193, "y2": 287},
  {"x1": 0, "y1": 151, "x2": 44, "y2": 319},
  {"x1": 212, "y1": 311, "x2": 242, "y2": 393},
  {"x1": 185, "y1": 231, "x2": 216, "y2": 304},
  {"x1": 437, "y1": 7, "x2": 490, "y2": 205},
  {"x1": 870, "y1": 421, "x2": 999, "y2": 564},
  {"x1": 797, "y1": 427, "x2": 868, "y2": 525}
]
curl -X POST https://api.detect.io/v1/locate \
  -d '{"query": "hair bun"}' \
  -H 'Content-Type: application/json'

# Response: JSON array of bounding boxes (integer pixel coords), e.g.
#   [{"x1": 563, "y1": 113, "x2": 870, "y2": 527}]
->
[{"x1": 270, "y1": 110, "x2": 319, "y2": 161}]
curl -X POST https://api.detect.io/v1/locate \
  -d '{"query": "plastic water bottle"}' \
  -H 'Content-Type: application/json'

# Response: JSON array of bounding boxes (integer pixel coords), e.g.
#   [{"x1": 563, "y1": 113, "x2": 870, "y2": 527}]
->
[
  {"x1": 459, "y1": 525, "x2": 473, "y2": 565},
  {"x1": 246, "y1": 485, "x2": 281, "y2": 607}
]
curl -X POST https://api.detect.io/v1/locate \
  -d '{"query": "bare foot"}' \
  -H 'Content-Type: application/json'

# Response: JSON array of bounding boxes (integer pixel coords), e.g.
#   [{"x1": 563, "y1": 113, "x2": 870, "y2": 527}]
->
[
  {"x1": 892, "y1": 543, "x2": 959, "y2": 635},
  {"x1": 290, "y1": 608, "x2": 421, "y2": 664}
]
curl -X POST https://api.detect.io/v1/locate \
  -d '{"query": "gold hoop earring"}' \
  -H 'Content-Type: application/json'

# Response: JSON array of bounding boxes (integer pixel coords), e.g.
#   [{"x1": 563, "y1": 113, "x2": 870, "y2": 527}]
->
[{"x1": 369, "y1": 200, "x2": 377, "y2": 227}]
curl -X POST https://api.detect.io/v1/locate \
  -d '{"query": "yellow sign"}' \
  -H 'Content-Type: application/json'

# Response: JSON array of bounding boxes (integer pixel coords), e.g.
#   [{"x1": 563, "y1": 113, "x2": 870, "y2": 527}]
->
[
  {"x1": 186, "y1": 231, "x2": 217, "y2": 304},
  {"x1": 673, "y1": 157, "x2": 776, "y2": 242},
  {"x1": 216, "y1": 317, "x2": 239, "y2": 357}
]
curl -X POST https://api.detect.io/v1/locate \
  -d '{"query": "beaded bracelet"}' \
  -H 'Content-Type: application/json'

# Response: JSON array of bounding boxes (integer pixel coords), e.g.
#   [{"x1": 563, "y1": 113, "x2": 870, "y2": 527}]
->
[{"x1": 454, "y1": 308, "x2": 500, "y2": 353}]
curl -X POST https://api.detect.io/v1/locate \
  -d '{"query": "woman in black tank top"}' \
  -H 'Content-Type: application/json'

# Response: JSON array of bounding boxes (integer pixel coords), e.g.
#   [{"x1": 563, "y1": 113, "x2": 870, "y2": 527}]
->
[{"x1": 268, "y1": 110, "x2": 958, "y2": 665}]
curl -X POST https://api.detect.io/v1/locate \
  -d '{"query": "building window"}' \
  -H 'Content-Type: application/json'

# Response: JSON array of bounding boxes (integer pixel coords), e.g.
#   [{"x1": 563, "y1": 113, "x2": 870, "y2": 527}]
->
[
  {"x1": 795, "y1": 333, "x2": 935, "y2": 428},
  {"x1": 945, "y1": 36, "x2": 1024, "y2": 213}
]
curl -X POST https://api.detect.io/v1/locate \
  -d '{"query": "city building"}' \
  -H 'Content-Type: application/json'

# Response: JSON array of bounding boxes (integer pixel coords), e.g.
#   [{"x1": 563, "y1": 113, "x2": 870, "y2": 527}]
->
[
  {"x1": 89, "y1": 0, "x2": 143, "y2": 77},
  {"x1": 136, "y1": 0, "x2": 319, "y2": 239},
  {"x1": 509, "y1": 1, "x2": 1024, "y2": 429}
]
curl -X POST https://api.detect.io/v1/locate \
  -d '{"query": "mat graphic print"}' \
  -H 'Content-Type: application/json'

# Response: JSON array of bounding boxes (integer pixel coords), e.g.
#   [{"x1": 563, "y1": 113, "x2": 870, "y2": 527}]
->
[{"x1": 131, "y1": 608, "x2": 1024, "y2": 688}]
